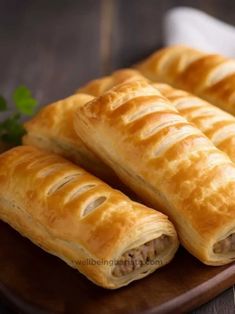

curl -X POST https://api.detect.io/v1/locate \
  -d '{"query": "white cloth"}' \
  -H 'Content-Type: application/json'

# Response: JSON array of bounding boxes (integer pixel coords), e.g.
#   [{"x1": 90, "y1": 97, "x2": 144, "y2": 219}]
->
[{"x1": 163, "y1": 7, "x2": 235, "y2": 57}]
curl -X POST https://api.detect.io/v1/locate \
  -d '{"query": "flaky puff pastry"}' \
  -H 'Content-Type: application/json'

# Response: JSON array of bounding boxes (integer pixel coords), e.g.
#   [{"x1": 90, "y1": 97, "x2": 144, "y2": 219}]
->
[
  {"x1": 77, "y1": 69, "x2": 144, "y2": 96},
  {"x1": 155, "y1": 83, "x2": 235, "y2": 163},
  {"x1": 76, "y1": 69, "x2": 235, "y2": 164},
  {"x1": 136, "y1": 45, "x2": 235, "y2": 115},
  {"x1": 23, "y1": 93, "x2": 118, "y2": 184},
  {"x1": 75, "y1": 79, "x2": 235, "y2": 266},
  {"x1": 0, "y1": 146, "x2": 178, "y2": 289}
]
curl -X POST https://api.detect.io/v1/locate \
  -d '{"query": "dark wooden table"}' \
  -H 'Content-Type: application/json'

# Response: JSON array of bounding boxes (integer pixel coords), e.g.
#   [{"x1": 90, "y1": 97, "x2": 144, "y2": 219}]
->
[{"x1": 1, "y1": 0, "x2": 235, "y2": 313}]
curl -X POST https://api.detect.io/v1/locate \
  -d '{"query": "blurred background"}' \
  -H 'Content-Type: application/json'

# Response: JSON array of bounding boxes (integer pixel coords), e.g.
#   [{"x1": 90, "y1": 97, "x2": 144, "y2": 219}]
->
[{"x1": 1, "y1": 0, "x2": 235, "y2": 107}]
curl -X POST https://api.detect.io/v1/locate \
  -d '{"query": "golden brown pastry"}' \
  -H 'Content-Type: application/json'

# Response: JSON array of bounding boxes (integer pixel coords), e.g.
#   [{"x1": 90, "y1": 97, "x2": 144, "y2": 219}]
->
[
  {"x1": 136, "y1": 45, "x2": 235, "y2": 115},
  {"x1": 24, "y1": 71, "x2": 146, "y2": 191},
  {"x1": 76, "y1": 69, "x2": 235, "y2": 163},
  {"x1": 77, "y1": 68, "x2": 144, "y2": 96},
  {"x1": 0, "y1": 145, "x2": 178, "y2": 289},
  {"x1": 75, "y1": 79, "x2": 235, "y2": 266},
  {"x1": 23, "y1": 93, "x2": 117, "y2": 183},
  {"x1": 155, "y1": 83, "x2": 235, "y2": 163}
]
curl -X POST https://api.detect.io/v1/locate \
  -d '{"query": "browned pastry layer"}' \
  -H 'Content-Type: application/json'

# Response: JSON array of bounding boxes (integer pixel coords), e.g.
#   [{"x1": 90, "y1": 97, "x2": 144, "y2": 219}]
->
[
  {"x1": 74, "y1": 79, "x2": 235, "y2": 265},
  {"x1": 136, "y1": 45, "x2": 235, "y2": 115},
  {"x1": 0, "y1": 145, "x2": 178, "y2": 289},
  {"x1": 154, "y1": 83, "x2": 235, "y2": 163},
  {"x1": 77, "y1": 69, "x2": 144, "y2": 96},
  {"x1": 77, "y1": 68, "x2": 235, "y2": 164},
  {"x1": 23, "y1": 71, "x2": 146, "y2": 192},
  {"x1": 23, "y1": 93, "x2": 119, "y2": 185}
]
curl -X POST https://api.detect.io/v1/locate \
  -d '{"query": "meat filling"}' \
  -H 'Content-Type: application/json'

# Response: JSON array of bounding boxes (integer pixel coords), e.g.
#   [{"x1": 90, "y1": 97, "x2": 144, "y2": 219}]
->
[
  {"x1": 112, "y1": 234, "x2": 170, "y2": 277},
  {"x1": 213, "y1": 233, "x2": 235, "y2": 253}
]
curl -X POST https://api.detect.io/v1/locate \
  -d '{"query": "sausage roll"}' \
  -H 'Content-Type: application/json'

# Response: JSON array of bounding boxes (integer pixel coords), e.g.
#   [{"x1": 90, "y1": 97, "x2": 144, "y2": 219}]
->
[
  {"x1": 75, "y1": 79, "x2": 235, "y2": 266},
  {"x1": 0, "y1": 145, "x2": 178, "y2": 289},
  {"x1": 155, "y1": 83, "x2": 235, "y2": 163},
  {"x1": 23, "y1": 93, "x2": 117, "y2": 183},
  {"x1": 76, "y1": 69, "x2": 235, "y2": 163},
  {"x1": 136, "y1": 45, "x2": 235, "y2": 115}
]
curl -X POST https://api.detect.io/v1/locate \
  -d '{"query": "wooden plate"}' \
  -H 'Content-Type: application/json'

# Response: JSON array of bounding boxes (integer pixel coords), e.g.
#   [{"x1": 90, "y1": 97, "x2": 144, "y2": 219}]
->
[{"x1": 0, "y1": 221, "x2": 235, "y2": 314}]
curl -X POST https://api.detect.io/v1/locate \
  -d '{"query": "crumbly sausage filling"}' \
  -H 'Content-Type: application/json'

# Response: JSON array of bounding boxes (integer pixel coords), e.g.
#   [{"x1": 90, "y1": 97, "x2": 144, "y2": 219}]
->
[
  {"x1": 112, "y1": 234, "x2": 170, "y2": 277},
  {"x1": 213, "y1": 233, "x2": 235, "y2": 253}
]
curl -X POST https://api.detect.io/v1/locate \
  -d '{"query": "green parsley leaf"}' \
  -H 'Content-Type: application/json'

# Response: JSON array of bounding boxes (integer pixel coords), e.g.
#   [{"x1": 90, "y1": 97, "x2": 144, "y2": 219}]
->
[
  {"x1": 0, "y1": 115, "x2": 26, "y2": 145},
  {"x1": 0, "y1": 86, "x2": 38, "y2": 147},
  {"x1": 12, "y1": 86, "x2": 38, "y2": 115},
  {"x1": 0, "y1": 96, "x2": 7, "y2": 111}
]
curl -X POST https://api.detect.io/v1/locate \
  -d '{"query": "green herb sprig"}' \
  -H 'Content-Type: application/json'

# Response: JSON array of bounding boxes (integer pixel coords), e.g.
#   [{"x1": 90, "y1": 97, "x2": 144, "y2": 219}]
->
[{"x1": 0, "y1": 86, "x2": 38, "y2": 145}]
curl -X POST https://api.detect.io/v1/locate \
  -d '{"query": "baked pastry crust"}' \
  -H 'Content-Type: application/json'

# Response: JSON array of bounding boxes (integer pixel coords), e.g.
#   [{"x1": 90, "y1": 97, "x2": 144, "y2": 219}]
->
[
  {"x1": 77, "y1": 68, "x2": 144, "y2": 96},
  {"x1": 23, "y1": 93, "x2": 117, "y2": 184},
  {"x1": 136, "y1": 45, "x2": 235, "y2": 115},
  {"x1": 77, "y1": 68, "x2": 235, "y2": 164},
  {"x1": 0, "y1": 145, "x2": 178, "y2": 289},
  {"x1": 24, "y1": 71, "x2": 146, "y2": 192},
  {"x1": 155, "y1": 83, "x2": 235, "y2": 163},
  {"x1": 75, "y1": 79, "x2": 235, "y2": 265}
]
